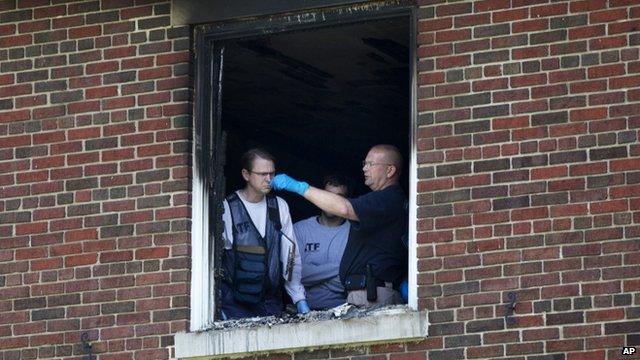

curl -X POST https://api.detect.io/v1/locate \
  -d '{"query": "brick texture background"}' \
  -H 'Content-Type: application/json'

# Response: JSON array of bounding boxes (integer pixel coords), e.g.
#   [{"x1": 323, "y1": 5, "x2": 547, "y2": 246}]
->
[
  {"x1": 0, "y1": 0, "x2": 191, "y2": 359},
  {"x1": 0, "y1": 0, "x2": 638, "y2": 359}
]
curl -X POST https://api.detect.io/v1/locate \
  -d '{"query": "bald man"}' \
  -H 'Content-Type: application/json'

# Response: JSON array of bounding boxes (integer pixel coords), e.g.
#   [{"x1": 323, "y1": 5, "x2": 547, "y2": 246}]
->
[{"x1": 271, "y1": 145, "x2": 407, "y2": 307}]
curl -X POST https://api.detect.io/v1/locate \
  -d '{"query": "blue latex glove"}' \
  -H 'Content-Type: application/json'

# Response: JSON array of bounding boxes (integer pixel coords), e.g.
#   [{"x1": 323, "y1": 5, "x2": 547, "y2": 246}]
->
[
  {"x1": 271, "y1": 174, "x2": 309, "y2": 196},
  {"x1": 296, "y1": 300, "x2": 310, "y2": 314},
  {"x1": 400, "y1": 279, "x2": 408, "y2": 303}
]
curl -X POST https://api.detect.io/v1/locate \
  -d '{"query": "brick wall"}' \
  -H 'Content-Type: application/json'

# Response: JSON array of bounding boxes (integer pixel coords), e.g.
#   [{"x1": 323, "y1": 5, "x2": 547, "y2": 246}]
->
[
  {"x1": 1, "y1": 0, "x2": 639, "y2": 359},
  {"x1": 0, "y1": 0, "x2": 191, "y2": 359},
  {"x1": 414, "y1": 0, "x2": 639, "y2": 359}
]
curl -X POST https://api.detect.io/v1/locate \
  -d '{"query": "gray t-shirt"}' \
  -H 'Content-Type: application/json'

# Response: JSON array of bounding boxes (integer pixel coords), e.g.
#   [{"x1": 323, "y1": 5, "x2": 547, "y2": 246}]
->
[{"x1": 293, "y1": 216, "x2": 350, "y2": 310}]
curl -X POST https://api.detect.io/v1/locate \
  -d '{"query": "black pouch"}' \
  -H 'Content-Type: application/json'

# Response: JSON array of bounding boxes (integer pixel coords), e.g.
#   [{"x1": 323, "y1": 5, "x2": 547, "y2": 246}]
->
[{"x1": 344, "y1": 274, "x2": 366, "y2": 291}]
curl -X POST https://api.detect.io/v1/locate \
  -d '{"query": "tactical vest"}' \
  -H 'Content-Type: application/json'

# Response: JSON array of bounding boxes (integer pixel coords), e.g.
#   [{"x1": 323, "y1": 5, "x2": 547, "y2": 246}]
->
[{"x1": 223, "y1": 192, "x2": 282, "y2": 304}]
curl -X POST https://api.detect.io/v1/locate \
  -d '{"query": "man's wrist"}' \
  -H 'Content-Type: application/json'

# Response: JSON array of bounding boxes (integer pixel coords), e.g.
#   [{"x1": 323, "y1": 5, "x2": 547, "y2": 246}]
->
[{"x1": 296, "y1": 181, "x2": 309, "y2": 195}]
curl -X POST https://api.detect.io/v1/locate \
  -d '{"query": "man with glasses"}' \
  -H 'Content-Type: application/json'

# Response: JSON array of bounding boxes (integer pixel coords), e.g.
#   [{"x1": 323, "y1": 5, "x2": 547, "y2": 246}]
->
[
  {"x1": 272, "y1": 144, "x2": 407, "y2": 306},
  {"x1": 220, "y1": 148, "x2": 309, "y2": 319}
]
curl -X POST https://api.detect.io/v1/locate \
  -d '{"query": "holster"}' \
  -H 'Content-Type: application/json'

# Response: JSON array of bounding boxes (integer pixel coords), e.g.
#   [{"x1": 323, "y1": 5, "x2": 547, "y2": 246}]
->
[
  {"x1": 344, "y1": 265, "x2": 382, "y2": 302},
  {"x1": 366, "y1": 264, "x2": 377, "y2": 301}
]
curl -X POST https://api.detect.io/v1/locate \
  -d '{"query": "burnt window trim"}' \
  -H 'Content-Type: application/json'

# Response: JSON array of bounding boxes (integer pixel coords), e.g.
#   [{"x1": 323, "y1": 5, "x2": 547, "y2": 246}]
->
[{"x1": 190, "y1": 0, "x2": 419, "y2": 332}]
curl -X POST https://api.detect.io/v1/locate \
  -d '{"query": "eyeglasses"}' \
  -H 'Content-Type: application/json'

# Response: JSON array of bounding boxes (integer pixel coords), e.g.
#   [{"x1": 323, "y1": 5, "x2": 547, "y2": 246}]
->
[
  {"x1": 249, "y1": 170, "x2": 275, "y2": 178},
  {"x1": 362, "y1": 161, "x2": 392, "y2": 169}
]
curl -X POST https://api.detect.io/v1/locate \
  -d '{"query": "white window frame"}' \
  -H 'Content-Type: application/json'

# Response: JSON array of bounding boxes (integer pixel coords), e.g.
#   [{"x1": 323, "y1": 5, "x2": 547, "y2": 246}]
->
[{"x1": 181, "y1": 3, "x2": 425, "y2": 357}]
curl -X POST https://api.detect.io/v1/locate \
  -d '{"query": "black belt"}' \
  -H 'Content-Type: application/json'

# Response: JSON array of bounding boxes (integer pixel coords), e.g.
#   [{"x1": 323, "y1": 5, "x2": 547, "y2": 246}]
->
[{"x1": 344, "y1": 274, "x2": 391, "y2": 290}]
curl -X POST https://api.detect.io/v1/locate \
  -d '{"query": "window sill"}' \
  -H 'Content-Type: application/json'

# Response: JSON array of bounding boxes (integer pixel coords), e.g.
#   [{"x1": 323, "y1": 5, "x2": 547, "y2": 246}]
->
[{"x1": 175, "y1": 307, "x2": 428, "y2": 359}]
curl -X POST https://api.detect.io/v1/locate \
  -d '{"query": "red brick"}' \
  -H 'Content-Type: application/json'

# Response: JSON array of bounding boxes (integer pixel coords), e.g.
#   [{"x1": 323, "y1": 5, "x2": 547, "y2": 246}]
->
[
  {"x1": 513, "y1": 18, "x2": 548, "y2": 33},
  {"x1": 569, "y1": 25, "x2": 606, "y2": 40},
  {"x1": 512, "y1": 45, "x2": 548, "y2": 59},
  {"x1": 585, "y1": 335, "x2": 625, "y2": 350},
  {"x1": 0, "y1": 34, "x2": 32, "y2": 48},
  {"x1": 0, "y1": 336, "x2": 29, "y2": 349},
  {"x1": 582, "y1": 281, "x2": 621, "y2": 295},
  {"x1": 531, "y1": 3, "x2": 567, "y2": 17},
  {"x1": 18, "y1": 19, "x2": 49, "y2": 33},
  {"x1": 570, "y1": 0, "x2": 606, "y2": 12},
  {"x1": 609, "y1": 20, "x2": 640, "y2": 34},
  {"x1": 139, "y1": 66, "x2": 172, "y2": 80},
  {"x1": 101, "y1": 326, "x2": 135, "y2": 340},
  {"x1": 586, "y1": 309, "x2": 625, "y2": 322},
  {"x1": 137, "y1": 144, "x2": 170, "y2": 157},
  {"x1": 0, "y1": 83, "x2": 31, "y2": 98},
  {"x1": 64, "y1": 229, "x2": 98, "y2": 242},
  {"x1": 121, "y1": 5, "x2": 153, "y2": 19},
  {"x1": 590, "y1": 9, "x2": 627, "y2": 23},
  {"x1": 510, "y1": 73, "x2": 547, "y2": 88},
  {"x1": 549, "y1": 69, "x2": 585, "y2": 83},
  {"x1": 67, "y1": 100, "x2": 100, "y2": 114},
  {"x1": 86, "y1": 61, "x2": 119, "y2": 75},
  {"x1": 103, "y1": 96, "x2": 135, "y2": 110},
  {"x1": 152, "y1": 283, "x2": 188, "y2": 297},
  {"x1": 589, "y1": 35, "x2": 627, "y2": 50},
  {"x1": 568, "y1": 107, "x2": 607, "y2": 122},
  {"x1": 590, "y1": 200, "x2": 628, "y2": 214},
  {"x1": 435, "y1": 29, "x2": 471, "y2": 43},
  {"x1": 138, "y1": 92, "x2": 170, "y2": 106},
  {"x1": 33, "y1": 130, "x2": 65, "y2": 145},
  {"x1": 68, "y1": 25, "x2": 101, "y2": 39},
  {"x1": 570, "y1": 79, "x2": 607, "y2": 94},
  {"x1": 588, "y1": 64, "x2": 625, "y2": 79},
  {"x1": 15, "y1": 221, "x2": 47, "y2": 235},
  {"x1": 567, "y1": 350, "x2": 605, "y2": 360},
  {"x1": 610, "y1": 75, "x2": 640, "y2": 89},
  {"x1": 65, "y1": 254, "x2": 98, "y2": 267},
  {"x1": 0, "y1": 24, "x2": 15, "y2": 36},
  {"x1": 135, "y1": 247, "x2": 169, "y2": 260},
  {"x1": 506, "y1": 341, "x2": 543, "y2": 355},
  {"x1": 474, "y1": 0, "x2": 510, "y2": 12},
  {"x1": 435, "y1": 215, "x2": 471, "y2": 229},
  {"x1": 156, "y1": 52, "x2": 189, "y2": 66},
  {"x1": 436, "y1": 55, "x2": 471, "y2": 69},
  {"x1": 511, "y1": 99, "x2": 547, "y2": 114}
]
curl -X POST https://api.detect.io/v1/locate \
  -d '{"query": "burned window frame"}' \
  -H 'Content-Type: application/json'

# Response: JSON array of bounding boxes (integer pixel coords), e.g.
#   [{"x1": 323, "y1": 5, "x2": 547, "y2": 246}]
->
[{"x1": 190, "y1": 0, "x2": 419, "y2": 331}]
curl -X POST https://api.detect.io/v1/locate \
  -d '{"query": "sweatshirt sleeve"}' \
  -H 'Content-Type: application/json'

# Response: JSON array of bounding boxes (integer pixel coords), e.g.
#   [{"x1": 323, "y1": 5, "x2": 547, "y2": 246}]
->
[
  {"x1": 278, "y1": 198, "x2": 306, "y2": 303},
  {"x1": 221, "y1": 199, "x2": 233, "y2": 250}
]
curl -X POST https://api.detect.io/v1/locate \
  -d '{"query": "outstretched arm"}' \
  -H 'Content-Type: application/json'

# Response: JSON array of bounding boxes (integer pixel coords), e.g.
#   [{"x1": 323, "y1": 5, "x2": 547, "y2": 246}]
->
[
  {"x1": 303, "y1": 186, "x2": 358, "y2": 221},
  {"x1": 271, "y1": 174, "x2": 359, "y2": 221}
]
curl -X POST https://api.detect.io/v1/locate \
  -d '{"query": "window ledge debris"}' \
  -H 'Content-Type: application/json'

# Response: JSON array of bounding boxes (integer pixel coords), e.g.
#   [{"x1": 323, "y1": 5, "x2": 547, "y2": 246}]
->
[{"x1": 175, "y1": 305, "x2": 428, "y2": 359}]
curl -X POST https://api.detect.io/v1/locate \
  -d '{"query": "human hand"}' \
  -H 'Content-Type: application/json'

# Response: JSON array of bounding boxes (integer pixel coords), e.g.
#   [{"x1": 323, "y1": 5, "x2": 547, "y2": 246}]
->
[
  {"x1": 271, "y1": 174, "x2": 309, "y2": 196},
  {"x1": 296, "y1": 299, "x2": 310, "y2": 314},
  {"x1": 400, "y1": 279, "x2": 408, "y2": 303}
]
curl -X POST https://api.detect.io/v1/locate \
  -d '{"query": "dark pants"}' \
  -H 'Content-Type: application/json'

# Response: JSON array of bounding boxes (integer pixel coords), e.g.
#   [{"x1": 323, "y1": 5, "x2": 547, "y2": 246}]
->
[{"x1": 220, "y1": 282, "x2": 283, "y2": 319}]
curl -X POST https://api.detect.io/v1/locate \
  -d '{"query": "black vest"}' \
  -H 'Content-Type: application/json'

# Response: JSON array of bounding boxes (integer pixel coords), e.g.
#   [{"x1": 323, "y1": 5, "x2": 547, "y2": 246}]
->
[{"x1": 223, "y1": 192, "x2": 282, "y2": 304}]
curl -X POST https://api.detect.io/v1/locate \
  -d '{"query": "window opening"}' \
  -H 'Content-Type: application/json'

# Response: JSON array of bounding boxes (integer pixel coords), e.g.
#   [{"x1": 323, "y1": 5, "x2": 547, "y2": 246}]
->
[{"x1": 191, "y1": 3, "x2": 416, "y2": 330}]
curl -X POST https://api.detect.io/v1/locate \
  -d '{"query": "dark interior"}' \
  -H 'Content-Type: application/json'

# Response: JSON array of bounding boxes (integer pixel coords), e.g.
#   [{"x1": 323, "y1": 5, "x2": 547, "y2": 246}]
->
[{"x1": 221, "y1": 16, "x2": 410, "y2": 222}]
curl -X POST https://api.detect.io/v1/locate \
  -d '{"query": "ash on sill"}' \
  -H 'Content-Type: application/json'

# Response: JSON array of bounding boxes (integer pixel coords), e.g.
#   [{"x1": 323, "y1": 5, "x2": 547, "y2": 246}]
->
[{"x1": 203, "y1": 303, "x2": 411, "y2": 331}]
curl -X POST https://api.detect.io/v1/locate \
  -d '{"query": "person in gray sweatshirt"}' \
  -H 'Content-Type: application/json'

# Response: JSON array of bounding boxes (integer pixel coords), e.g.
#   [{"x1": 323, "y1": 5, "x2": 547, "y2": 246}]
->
[{"x1": 293, "y1": 175, "x2": 352, "y2": 310}]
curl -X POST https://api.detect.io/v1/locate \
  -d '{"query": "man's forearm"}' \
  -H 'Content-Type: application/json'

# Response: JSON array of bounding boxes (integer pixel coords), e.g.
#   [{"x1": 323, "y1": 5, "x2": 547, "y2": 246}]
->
[{"x1": 303, "y1": 186, "x2": 359, "y2": 221}]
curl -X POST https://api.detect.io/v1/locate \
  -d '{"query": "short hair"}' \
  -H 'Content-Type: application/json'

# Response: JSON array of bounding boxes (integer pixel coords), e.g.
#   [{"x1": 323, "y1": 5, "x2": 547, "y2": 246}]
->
[
  {"x1": 372, "y1": 144, "x2": 403, "y2": 175},
  {"x1": 322, "y1": 174, "x2": 353, "y2": 197},
  {"x1": 241, "y1": 148, "x2": 275, "y2": 171}
]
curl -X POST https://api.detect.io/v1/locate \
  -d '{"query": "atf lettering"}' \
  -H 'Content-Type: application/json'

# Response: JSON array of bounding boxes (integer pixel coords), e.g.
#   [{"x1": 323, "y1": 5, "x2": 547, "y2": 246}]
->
[
  {"x1": 235, "y1": 221, "x2": 251, "y2": 234},
  {"x1": 305, "y1": 243, "x2": 320, "y2": 252}
]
